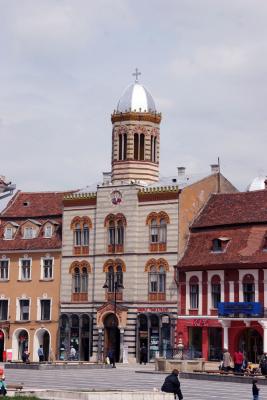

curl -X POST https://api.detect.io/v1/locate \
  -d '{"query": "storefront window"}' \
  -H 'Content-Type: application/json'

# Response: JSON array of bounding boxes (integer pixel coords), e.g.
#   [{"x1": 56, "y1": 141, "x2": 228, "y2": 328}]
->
[
  {"x1": 208, "y1": 328, "x2": 222, "y2": 361},
  {"x1": 188, "y1": 327, "x2": 202, "y2": 358}
]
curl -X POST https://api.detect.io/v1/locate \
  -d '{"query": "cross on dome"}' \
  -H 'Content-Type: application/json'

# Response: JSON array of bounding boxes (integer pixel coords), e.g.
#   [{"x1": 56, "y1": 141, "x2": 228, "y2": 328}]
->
[{"x1": 132, "y1": 68, "x2": 141, "y2": 83}]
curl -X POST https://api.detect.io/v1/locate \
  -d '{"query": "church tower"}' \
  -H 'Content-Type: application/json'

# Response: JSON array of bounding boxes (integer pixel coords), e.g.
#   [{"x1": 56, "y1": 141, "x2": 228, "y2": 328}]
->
[{"x1": 111, "y1": 69, "x2": 161, "y2": 184}]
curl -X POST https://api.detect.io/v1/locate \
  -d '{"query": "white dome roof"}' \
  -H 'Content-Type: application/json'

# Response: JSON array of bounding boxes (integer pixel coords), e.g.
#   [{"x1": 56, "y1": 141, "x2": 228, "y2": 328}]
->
[
  {"x1": 117, "y1": 82, "x2": 156, "y2": 113},
  {"x1": 247, "y1": 175, "x2": 267, "y2": 191}
]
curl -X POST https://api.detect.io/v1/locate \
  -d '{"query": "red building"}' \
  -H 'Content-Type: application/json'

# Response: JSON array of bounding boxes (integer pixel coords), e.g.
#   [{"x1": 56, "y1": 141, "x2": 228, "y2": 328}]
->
[{"x1": 176, "y1": 190, "x2": 267, "y2": 363}]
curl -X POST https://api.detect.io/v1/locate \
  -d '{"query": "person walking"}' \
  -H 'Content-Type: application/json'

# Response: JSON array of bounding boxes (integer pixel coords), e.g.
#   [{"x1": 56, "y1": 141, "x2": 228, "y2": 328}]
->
[
  {"x1": 107, "y1": 348, "x2": 116, "y2": 368},
  {"x1": 161, "y1": 369, "x2": 183, "y2": 400},
  {"x1": 233, "y1": 349, "x2": 243, "y2": 373},
  {"x1": 140, "y1": 344, "x2": 147, "y2": 365},
  {"x1": 38, "y1": 345, "x2": 44, "y2": 362},
  {"x1": 222, "y1": 348, "x2": 232, "y2": 372},
  {"x1": 252, "y1": 378, "x2": 260, "y2": 400},
  {"x1": 69, "y1": 346, "x2": 77, "y2": 361},
  {"x1": 259, "y1": 353, "x2": 267, "y2": 376}
]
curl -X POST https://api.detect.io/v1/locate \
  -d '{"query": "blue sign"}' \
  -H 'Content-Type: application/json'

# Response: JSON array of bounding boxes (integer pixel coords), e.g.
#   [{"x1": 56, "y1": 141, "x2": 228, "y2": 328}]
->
[{"x1": 218, "y1": 302, "x2": 263, "y2": 317}]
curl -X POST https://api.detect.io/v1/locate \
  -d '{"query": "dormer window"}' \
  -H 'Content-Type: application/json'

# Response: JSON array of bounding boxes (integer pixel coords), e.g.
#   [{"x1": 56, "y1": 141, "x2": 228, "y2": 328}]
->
[
  {"x1": 24, "y1": 227, "x2": 36, "y2": 239},
  {"x1": 4, "y1": 227, "x2": 13, "y2": 240},
  {"x1": 44, "y1": 225, "x2": 53, "y2": 238},
  {"x1": 211, "y1": 237, "x2": 230, "y2": 253}
]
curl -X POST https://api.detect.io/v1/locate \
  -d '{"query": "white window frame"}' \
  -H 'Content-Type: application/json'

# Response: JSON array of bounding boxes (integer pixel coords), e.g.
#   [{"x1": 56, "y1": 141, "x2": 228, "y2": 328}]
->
[
  {"x1": 23, "y1": 227, "x2": 36, "y2": 239},
  {"x1": 44, "y1": 225, "x2": 53, "y2": 238},
  {"x1": 4, "y1": 227, "x2": 13, "y2": 240},
  {"x1": 40, "y1": 257, "x2": 54, "y2": 280},
  {"x1": 19, "y1": 258, "x2": 32, "y2": 281},
  {"x1": 16, "y1": 297, "x2": 31, "y2": 321},
  {"x1": 0, "y1": 298, "x2": 9, "y2": 321},
  {"x1": 37, "y1": 297, "x2": 52, "y2": 321},
  {"x1": 0, "y1": 258, "x2": 9, "y2": 280}
]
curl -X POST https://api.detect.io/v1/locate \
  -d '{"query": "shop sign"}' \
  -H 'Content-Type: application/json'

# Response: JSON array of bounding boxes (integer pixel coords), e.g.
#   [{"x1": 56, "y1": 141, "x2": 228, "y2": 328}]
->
[
  {"x1": 218, "y1": 302, "x2": 263, "y2": 317},
  {"x1": 137, "y1": 307, "x2": 169, "y2": 313},
  {"x1": 193, "y1": 319, "x2": 208, "y2": 327}
]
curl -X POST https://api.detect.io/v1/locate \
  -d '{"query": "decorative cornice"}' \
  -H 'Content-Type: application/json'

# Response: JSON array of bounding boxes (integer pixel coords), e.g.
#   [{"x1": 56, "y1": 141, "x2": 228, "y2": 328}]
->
[
  {"x1": 139, "y1": 185, "x2": 179, "y2": 194},
  {"x1": 138, "y1": 186, "x2": 180, "y2": 202},
  {"x1": 63, "y1": 192, "x2": 97, "y2": 206},
  {"x1": 64, "y1": 192, "x2": 96, "y2": 200},
  {"x1": 111, "y1": 111, "x2": 161, "y2": 124}
]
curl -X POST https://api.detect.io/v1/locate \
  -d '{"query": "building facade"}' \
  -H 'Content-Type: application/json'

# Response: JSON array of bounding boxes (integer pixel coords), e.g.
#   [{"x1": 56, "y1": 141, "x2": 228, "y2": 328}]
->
[
  {"x1": 176, "y1": 190, "x2": 267, "y2": 363},
  {"x1": 59, "y1": 74, "x2": 237, "y2": 363},
  {"x1": 0, "y1": 191, "x2": 64, "y2": 361}
]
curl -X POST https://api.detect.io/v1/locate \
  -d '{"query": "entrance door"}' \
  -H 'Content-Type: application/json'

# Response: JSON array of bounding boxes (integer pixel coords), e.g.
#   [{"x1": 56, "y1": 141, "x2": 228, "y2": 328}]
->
[
  {"x1": 18, "y1": 330, "x2": 28, "y2": 360},
  {"x1": 239, "y1": 329, "x2": 263, "y2": 363},
  {"x1": 43, "y1": 331, "x2": 50, "y2": 361},
  {"x1": 208, "y1": 328, "x2": 222, "y2": 361},
  {"x1": 188, "y1": 327, "x2": 202, "y2": 358},
  {"x1": 104, "y1": 314, "x2": 120, "y2": 362}
]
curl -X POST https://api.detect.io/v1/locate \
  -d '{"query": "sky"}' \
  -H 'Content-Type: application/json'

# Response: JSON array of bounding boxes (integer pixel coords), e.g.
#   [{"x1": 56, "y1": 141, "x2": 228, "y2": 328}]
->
[{"x1": 1, "y1": 0, "x2": 267, "y2": 201}]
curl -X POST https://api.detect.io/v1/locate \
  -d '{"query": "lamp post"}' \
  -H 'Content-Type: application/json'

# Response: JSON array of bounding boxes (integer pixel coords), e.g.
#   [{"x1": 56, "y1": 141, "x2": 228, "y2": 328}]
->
[{"x1": 103, "y1": 275, "x2": 124, "y2": 315}]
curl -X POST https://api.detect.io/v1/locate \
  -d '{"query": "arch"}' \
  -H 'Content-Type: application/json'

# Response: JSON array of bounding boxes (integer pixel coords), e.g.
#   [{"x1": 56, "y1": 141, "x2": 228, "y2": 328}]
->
[
  {"x1": 104, "y1": 214, "x2": 116, "y2": 227},
  {"x1": 146, "y1": 211, "x2": 170, "y2": 225},
  {"x1": 243, "y1": 274, "x2": 255, "y2": 283},
  {"x1": 145, "y1": 258, "x2": 169, "y2": 272},
  {"x1": 115, "y1": 213, "x2": 127, "y2": 226},
  {"x1": 211, "y1": 274, "x2": 221, "y2": 284},
  {"x1": 189, "y1": 276, "x2": 199, "y2": 284},
  {"x1": 12, "y1": 328, "x2": 30, "y2": 361},
  {"x1": 134, "y1": 133, "x2": 139, "y2": 160},
  {"x1": 69, "y1": 260, "x2": 91, "y2": 274},
  {"x1": 140, "y1": 133, "x2": 145, "y2": 160},
  {"x1": 70, "y1": 216, "x2": 92, "y2": 229},
  {"x1": 103, "y1": 258, "x2": 126, "y2": 273},
  {"x1": 158, "y1": 211, "x2": 170, "y2": 224},
  {"x1": 33, "y1": 328, "x2": 51, "y2": 362},
  {"x1": 146, "y1": 212, "x2": 158, "y2": 225}
]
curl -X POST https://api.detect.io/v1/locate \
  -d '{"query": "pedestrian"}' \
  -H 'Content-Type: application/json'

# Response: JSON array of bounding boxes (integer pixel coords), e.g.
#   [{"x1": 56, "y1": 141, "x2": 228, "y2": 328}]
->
[
  {"x1": 259, "y1": 353, "x2": 267, "y2": 376},
  {"x1": 233, "y1": 349, "x2": 243, "y2": 373},
  {"x1": 252, "y1": 378, "x2": 260, "y2": 400},
  {"x1": 140, "y1": 344, "x2": 147, "y2": 365},
  {"x1": 70, "y1": 346, "x2": 77, "y2": 361},
  {"x1": 222, "y1": 348, "x2": 232, "y2": 372},
  {"x1": 107, "y1": 348, "x2": 116, "y2": 368},
  {"x1": 38, "y1": 344, "x2": 44, "y2": 362},
  {"x1": 22, "y1": 348, "x2": 30, "y2": 363},
  {"x1": 161, "y1": 369, "x2": 183, "y2": 400},
  {"x1": 0, "y1": 376, "x2": 7, "y2": 397}
]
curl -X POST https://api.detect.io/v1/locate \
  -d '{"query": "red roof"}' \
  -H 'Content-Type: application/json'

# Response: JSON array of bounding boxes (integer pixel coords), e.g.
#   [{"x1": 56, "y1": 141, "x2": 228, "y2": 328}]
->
[
  {"x1": 1, "y1": 191, "x2": 65, "y2": 218},
  {"x1": 178, "y1": 225, "x2": 267, "y2": 269},
  {"x1": 193, "y1": 190, "x2": 267, "y2": 228}
]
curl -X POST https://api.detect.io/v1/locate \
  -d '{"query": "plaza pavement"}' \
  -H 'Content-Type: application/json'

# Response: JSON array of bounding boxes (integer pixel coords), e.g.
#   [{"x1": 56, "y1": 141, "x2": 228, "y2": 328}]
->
[{"x1": 3, "y1": 363, "x2": 267, "y2": 399}]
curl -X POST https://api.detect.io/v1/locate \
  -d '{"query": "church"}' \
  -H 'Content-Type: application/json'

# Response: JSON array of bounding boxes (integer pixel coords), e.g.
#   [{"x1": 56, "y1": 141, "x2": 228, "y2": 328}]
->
[{"x1": 59, "y1": 70, "x2": 236, "y2": 362}]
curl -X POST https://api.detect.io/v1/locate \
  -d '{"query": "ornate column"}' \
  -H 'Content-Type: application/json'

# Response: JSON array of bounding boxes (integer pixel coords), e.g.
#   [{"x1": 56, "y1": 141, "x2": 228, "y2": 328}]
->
[
  {"x1": 259, "y1": 320, "x2": 267, "y2": 353},
  {"x1": 219, "y1": 320, "x2": 230, "y2": 350},
  {"x1": 97, "y1": 328, "x2": 103, "y2": 362}
]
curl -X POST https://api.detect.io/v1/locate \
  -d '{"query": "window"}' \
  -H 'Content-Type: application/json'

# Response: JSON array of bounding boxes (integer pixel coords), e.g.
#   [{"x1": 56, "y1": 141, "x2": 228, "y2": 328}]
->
[
  {"x1": 118, "y1": 133, "x2": 127, "y2": 161},
  {"x1": 42, "y1": 258, "x2": 53, "y2": 279},
  {"x1": 71, "y1": 217, "x2": 92, "y2": 256},
  {"x1": 105, "y1": 214, "x2": 126, "y2": 253},
  {"x1": 211, "y1": 276, "x2": 221, "y2": 309},
  {"x1": 4, "y1": 227, "x2": 13, "y2": 240},
  {"x1": 44, "y1": 225, "x2": 52, "y2": 238},
  {"x1": 83, "y1": 224, "x2": 89, "y2": 246},
  {"x1": 24, "y1": 227, "x2": 36, "y2": 239},
  {"x1": 212, "y1": 239, "x2": 222, "y2": 252},
  {"x1": 150, "y1": 136, "x2": 157, "y2": 162},
  {"x1": 146, "y1": 260, "x2": 168, "y2": 301},
  {"x1": 243, "y1": 275, "x2": 255, "y2": 302},
  {"x1": 0, "y1": 300, "x2": 8, "y2": 320},
  {"x1": 103, "y1": 259, "x2": 125, "y2": 301},
  {"x1": 146, "y1": 212, "x2": 170, "y2": 252},
  {"x1": 0, "y1": 259, "x2": 9, "y2": 280},
  {"x1": 74, "y1": 224, "x2": 82, "y2": 246},
  {"x1": 20, "y1": 259, "x2": 31, "y2": 280},
  {"x1": 190, "y1": 277, "x2": 199, "y2": 309},
  {"x1": 70, "y1": 261, "x2": 90, "y2": 301},
  {"x1": 19, "y1": 299, "x2": 29, "y2": 320},
  {"x1": 40, "y1": 299, "x2": 51, "y2": 320}
]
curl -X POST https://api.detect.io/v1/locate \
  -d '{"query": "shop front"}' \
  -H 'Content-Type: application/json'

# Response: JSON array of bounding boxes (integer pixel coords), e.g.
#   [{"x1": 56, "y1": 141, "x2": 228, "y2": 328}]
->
[
  {"x1": 137, "y1": 311, "x2": 173, "y2": 362},
  {"x1": 58, "y1": 313, "x2": 93, "y2": 361}
]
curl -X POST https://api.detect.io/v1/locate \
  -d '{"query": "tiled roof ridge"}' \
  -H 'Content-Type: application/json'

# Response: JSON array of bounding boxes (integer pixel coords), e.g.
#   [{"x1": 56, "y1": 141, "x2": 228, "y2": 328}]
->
[{"x1": 0, "y1": 190, "x2": 21, "y2": 215}]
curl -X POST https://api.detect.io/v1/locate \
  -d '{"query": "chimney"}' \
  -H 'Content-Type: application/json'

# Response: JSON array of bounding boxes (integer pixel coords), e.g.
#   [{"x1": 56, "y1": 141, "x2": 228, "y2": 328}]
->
[
  {"x1": 177, "y1": 167, "x2": 186, "y2": 177},
  {"x1": 210, "y1": 164, "x2": 220, "y2": 174},
  {"x1": 103, "y1": 172, "x2": 112, "y2": 185}
]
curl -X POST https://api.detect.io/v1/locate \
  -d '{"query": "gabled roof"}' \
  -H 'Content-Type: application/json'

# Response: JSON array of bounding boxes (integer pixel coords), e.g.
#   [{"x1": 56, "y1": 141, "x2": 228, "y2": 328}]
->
[
  {"x1": 192, "y1": 190, "x2": 267, "y2": 229},
  {"x1": 1, "y1": 191, "x2": 67, "y2": 218}
]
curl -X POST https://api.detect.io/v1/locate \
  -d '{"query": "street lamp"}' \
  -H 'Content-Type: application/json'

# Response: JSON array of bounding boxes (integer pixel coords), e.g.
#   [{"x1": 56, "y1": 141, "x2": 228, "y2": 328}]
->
[{"x1": 103, "y1": 274, "x2": 124, "y2": 315}]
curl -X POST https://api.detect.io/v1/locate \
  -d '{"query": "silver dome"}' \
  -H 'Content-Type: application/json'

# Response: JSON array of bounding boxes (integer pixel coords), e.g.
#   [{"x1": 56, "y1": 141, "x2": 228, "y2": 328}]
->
[
  {"x1": 117, "y1": 82, "x2": 156, "y2": 113},
  {"x1": 247, "y1": 175, "x2": 267, "y2": 191}
]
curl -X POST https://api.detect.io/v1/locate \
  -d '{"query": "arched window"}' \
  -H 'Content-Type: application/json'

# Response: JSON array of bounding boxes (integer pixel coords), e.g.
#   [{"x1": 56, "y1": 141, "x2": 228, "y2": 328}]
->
[
  {"x1": 105, "y1": 214, "x2": 126, "y2": 253},
  {"x1": 153, "y1": 137, "x2": 157, "y2": 162},
  {"x1": 116, "y1": 265, "x2": 123, "y2": 290},
  {"x1": 71, "y1": 217, "x2": 92, "y2": 256},
  {"x1": 103, "y1": 259, "x2": 125, "y2": 301},
  {"x1": 211, "y1": 275, "x2": 221, "y2": 309},
  {"x1": 140, "y1": 134, "x2": 145, "y2": 160},
  {"x1": 146, "y1": 259, "x2": 168, "y2": 301},
  {"x1": 123, "y1": 133, "x2": 127, "y2": 160},
  {"x1": 146, "y1": 212, "x2": 170, "y2": 252},
  {"x1": 70, "y1": 261, "x2": 91, "y2": 302},
  {"x1": 134, "y1": 133, "x2": 139, "y2": 160},
  {"x1": 118, "y1": 133, "x2": 127, "y2": 161},
  {"x1": 243, "y1": 274, "x2": 255, "y2": 302},
  {"x1": 119, "y1": 134, "x2": 123, "y2": 160},
  {"x1": 107, "y1": 266, "x2": 114, "y2": 292},
  {"x1": 189, "y1": 276, "x2": 199, "y2": 309}
]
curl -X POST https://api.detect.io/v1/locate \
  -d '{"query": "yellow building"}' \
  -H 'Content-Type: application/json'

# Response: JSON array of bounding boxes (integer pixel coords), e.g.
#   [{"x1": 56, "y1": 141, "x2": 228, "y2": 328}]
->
[{"x1": 0, "y1": 191, "x2": 64, "y2": 362}]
